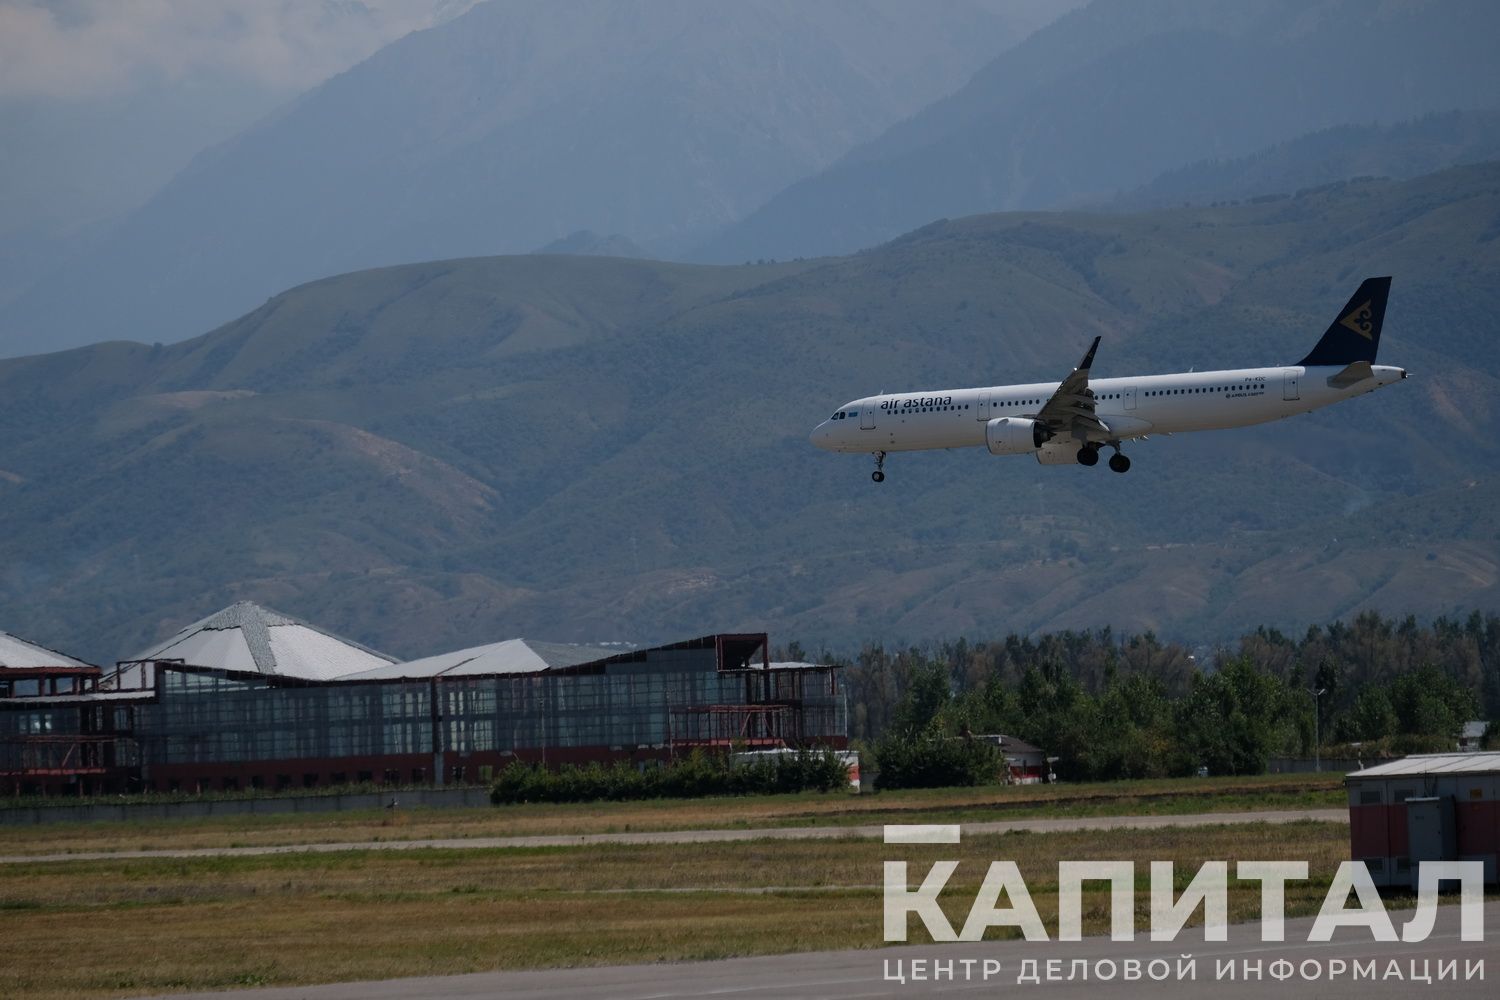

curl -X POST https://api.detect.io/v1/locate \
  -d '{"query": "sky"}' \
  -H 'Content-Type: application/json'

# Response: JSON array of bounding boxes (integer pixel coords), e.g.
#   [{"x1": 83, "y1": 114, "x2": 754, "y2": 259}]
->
[{"x1": 0, "y1": 0, "x2": 478, "y2": 99}]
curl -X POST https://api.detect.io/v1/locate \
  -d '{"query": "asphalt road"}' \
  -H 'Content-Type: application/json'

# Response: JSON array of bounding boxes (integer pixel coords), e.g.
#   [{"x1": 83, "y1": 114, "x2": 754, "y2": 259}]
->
[
  {"x1": 145, "y1": 902, "x2": 1497, "y2": 1000},
  {"x1": 0, "y1": 808, "x2": 1345, "y2": 864}
]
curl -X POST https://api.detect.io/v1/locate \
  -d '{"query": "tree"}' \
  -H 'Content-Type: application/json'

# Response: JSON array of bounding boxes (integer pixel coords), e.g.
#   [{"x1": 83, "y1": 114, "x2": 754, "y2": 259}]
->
[{"x1": 1343, "y1": 686, "x2": 1397, "y2": 741}]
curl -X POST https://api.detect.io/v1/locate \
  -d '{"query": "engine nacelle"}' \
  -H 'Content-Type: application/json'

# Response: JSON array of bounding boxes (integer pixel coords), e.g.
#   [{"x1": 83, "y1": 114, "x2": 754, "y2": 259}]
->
[{"x1": 985, "y1": 416, "x2": 1050, "y2": 456}]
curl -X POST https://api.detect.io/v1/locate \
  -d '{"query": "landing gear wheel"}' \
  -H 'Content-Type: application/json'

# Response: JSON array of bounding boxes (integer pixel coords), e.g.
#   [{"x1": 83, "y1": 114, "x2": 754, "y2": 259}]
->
[
  {"x1": 1109, "y1": 453, "x2": 1131, "y2": 473},
  {"x1": 872, "y1": 470, "x2": 885, "y2": 482},
  {"x1": 1077, "y1": 446, "x2": 1099, "y2": 467},
  {"x1": 871, "y1": 451, "x2": 887, "y2": 483}
]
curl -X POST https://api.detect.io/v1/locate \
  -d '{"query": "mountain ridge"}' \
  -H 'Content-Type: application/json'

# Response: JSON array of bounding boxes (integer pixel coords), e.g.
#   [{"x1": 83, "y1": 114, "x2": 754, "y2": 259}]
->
[
  {"x1": 697, "y1": 0, "x2": 1500, "y2": 263},
  {"x1": 0, "y1": 0, "x2": 1036, "y2": 358}
]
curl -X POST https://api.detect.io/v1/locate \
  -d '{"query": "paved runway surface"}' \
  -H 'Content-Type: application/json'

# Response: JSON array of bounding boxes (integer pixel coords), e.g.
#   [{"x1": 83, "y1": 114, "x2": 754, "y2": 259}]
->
[
  {"x1": 0, "y1": 808, "x2": 1345, "y2": 864},
  {"x1": 146, "y1": 903, "x2": 1496, "y2": 1000}
]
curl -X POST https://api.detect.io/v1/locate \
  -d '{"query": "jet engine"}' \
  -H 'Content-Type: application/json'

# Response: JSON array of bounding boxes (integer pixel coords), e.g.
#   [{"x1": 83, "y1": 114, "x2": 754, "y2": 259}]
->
[{"x1": 985, "y1": 416, "x2": 1050, "y2": 455}]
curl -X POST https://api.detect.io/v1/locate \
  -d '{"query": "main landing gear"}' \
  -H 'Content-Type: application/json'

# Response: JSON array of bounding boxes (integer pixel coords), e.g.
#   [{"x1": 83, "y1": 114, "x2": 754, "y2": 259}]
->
[
  {"x1": 1078, "y1": 443, "x2": 1131, "y2": 473},
  {"x1": 871, "y1": 451, "x2": 886, "y2": 483}
]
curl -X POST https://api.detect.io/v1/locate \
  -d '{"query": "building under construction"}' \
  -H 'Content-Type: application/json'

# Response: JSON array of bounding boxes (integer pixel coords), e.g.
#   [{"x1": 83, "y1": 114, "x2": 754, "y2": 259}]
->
[{"x1": 1, "y1": 603, "x2": 847, "y2": 795}]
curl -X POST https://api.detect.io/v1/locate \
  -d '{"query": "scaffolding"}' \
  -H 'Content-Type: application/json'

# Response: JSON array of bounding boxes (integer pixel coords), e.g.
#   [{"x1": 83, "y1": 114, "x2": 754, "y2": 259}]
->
[
  {"x1": 667, "y1": 703, "x2": 796, "y2": 750},
  {"x1": 1, "y1": 734, "x2": 139, "y2": 777}
]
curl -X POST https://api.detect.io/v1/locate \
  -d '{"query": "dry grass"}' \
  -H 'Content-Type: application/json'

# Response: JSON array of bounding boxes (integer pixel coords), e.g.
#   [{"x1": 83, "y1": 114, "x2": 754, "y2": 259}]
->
[
  {"x1": 0, "y1": 820, "x2": 1359, "y2": 999},
  {"x1": 0, "y1": 773, "x2": 1345, "y2": 856}
]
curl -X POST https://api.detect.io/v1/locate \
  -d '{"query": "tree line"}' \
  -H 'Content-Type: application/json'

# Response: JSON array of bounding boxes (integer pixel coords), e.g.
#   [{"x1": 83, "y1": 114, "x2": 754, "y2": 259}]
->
[{"x1": 785, "y1": 611, "x2": 1500, "y2": 785}]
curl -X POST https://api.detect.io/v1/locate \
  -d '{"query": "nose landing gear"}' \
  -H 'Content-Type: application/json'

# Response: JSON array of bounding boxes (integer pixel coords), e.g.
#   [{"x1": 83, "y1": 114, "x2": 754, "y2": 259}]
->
[{"x1": 871, "y1": 451, "x2": 887, "y2": 483}]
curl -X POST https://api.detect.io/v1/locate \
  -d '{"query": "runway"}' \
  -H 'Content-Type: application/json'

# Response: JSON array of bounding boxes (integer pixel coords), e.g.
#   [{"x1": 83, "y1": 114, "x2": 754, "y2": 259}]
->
[
  {"x1": 0, "y1": 808, "x2": 1345, "y2": 864},
  {"x1": 144, "y1": 902, "x2": 1496, "y2": 1000}
]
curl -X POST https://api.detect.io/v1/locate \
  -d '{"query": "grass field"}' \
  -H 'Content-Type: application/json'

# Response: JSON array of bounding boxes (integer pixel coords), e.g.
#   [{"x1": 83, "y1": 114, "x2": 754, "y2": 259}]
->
[
  {"x1": 0, "y1": 773, "x2": 1345, "y2": 856},
  {"x1": 0, "y1": 820, "x2": 1357, "y2": 999}
]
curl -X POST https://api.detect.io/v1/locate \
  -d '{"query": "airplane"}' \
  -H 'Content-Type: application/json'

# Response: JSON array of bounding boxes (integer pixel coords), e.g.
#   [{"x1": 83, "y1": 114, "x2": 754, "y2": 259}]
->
[{"x1": 809, "y1": 276, "x2": 1407, "y2": 481}]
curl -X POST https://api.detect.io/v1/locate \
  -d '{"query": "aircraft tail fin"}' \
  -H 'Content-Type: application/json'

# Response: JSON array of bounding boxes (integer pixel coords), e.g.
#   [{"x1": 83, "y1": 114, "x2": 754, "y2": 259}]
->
[{"x1": 1297, "y1": 276, "x2": 1391, "y2": 367}]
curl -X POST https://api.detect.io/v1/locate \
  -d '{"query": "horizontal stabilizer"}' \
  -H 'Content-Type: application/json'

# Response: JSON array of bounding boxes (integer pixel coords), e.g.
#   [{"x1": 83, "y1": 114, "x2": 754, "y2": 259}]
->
[{"x1": 1326, "y1": 360, "x2": 1374, "y2": 388}]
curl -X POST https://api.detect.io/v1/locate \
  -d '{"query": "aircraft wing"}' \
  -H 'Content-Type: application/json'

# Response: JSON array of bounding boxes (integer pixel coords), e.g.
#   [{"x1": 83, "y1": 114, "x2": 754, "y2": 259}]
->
[{"x1": 1036, "y1": 335, "x2": 1109, "y2": 441}]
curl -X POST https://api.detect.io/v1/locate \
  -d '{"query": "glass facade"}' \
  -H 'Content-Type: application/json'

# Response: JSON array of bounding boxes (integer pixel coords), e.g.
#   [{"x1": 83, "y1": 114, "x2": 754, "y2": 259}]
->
[
  {"x1": 441, "y1": 665, "x2": 845, "y2": 753},
  {"x1": 4, "y1": 635, "x2": 846, "y2": 789},
  {"x1": 139, "y1": 670, "x2": 432, "y2": 765}
]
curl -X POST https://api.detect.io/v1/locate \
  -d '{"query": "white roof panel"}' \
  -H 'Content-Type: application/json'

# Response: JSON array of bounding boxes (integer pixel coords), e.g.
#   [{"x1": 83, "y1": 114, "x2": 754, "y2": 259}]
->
[
  {"x1": 0, "y1": 630, "x2": 95, "y2": 670},
  {"x1": 1348, "y1": 752, "x2": 1500, "y2": 778},
  {"x1": 111, "y1": 601, "x2": 393, "y2": 685},
  {"x1": 267, "y1": 625, "x2": 391, "y2": 682},
  {"x1": 155, "y1": 629, "x2": 260, "y2": 673},
  {"x1": 344, "y1": 638, "x2": 614, "y2": 680}
]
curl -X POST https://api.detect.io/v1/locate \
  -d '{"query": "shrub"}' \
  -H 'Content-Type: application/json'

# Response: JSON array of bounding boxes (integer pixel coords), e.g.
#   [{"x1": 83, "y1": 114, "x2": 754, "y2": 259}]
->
[
  {"x1": 872, "y1": 726, "x2": 1000, "y2": 790},
  {"x1": 490, "y1": 749, "x2": 849, "y2": 805}
]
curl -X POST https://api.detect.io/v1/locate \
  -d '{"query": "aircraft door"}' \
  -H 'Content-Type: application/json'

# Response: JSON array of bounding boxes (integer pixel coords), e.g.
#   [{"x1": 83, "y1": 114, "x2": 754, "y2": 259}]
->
[
  {"x1": 977, "y1": 390, "x2": 991, "y2": 420},
  {"x1": 1124, "y1": 386, "x2": 1137, "y2": 410},
  {"x1": 860, "y1": 402, "x2": 876, "y2": 430},
  {"x1": 1283, "y1": 369, "x2": 1300, "y2": 401}
]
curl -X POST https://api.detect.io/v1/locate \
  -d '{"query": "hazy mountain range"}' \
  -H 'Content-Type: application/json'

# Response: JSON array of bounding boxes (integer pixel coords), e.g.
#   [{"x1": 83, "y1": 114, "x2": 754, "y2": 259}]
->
[
  {"x1": 696, "y1": 0, "x2": 1500, "y2": 262},
  {"x1": 2, "y1": 163, "x2": 1497, "y2": 663},
  {"x1": 7, "y1": 0, "x2": 1499, "y2": 361},
  {"x1": 0, "y1": 0, "x2": 1045, "y2": 356},
  {"x1": 1109, "y1": 110, "x2": 1500, "y2": 211},
  {"x1": 0, "y1": 1, "x2": 482, "y2": 308}
]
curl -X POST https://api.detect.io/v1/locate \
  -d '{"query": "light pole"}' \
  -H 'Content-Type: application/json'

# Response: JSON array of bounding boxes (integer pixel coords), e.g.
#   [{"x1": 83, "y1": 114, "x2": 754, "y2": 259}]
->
[{"x1": 1311, "y1": 687, "x2": 1326, "y2": 772}]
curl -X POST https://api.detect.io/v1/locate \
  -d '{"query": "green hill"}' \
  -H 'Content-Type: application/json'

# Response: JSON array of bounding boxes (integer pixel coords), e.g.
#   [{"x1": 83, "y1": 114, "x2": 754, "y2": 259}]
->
[{"x1": 2, "y1": 164, "x2": 1499, "y2": 663}]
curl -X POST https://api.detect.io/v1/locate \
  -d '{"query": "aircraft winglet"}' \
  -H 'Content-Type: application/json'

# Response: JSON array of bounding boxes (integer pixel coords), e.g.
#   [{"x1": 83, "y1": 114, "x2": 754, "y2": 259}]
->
[
  {"x1": 1039, "y1": 335, "x2": 1107, "y2": 440},
  {"x1": 1076, "y1": 335, "x2": 1101, "y2": 373}
]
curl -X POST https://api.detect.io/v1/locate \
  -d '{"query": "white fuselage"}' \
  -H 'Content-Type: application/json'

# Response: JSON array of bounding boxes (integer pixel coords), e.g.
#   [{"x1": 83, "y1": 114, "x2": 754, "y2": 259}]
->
[{"x1": 809, "y1": 364, "x2": 1407, "y2": 456}]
